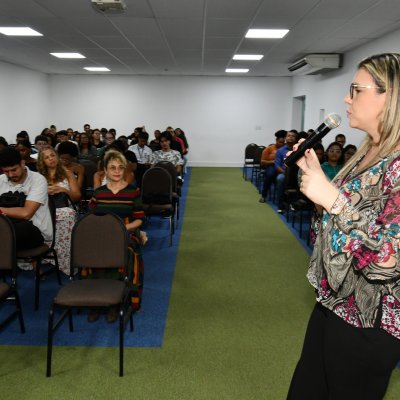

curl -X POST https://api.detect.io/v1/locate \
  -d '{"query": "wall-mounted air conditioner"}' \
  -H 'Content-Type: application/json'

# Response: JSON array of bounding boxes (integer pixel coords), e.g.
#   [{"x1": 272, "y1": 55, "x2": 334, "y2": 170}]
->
[
  {"x1": 91, "y1": 0, "x2": 126, "y2": 12},
  {"x1": 288, "y1": 54, "x2": 342, "y2": 75}
]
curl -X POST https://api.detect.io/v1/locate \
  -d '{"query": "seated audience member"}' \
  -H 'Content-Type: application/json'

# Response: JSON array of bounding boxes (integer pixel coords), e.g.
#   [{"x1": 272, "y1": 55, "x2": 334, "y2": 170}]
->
[
  {"x1": 55, "y1": 130, "x2": 69, "y2": 146},
  {"x1": 275, "y1": 130, "x2": 297, "y2": 213},
  {"x1": 128, "y1": 131, "x2": 152, "y2": 188},
  {"x1": 0, "y1": 136, "x2": 8, "y2": 152},
  {"x1": 15, "y1": 140, "x2": 37, "y2": 171},
  {"x1": 73, "y1": 132, "x2": 81, "y2": 145},
  {"x1": 103, "y1": 130, "x2": 115, "y2": 147},
  {"x1": 31, "y1": 135, "x2": 50, "y2": 159},
  {"x1": 93, "y1": 142, "x2": 135, "y2": 190},
  {"x1": 342, "y1": 144, "x2": 357, "y2": 165},
  {"x1": 175, "y1": 128, "x2": 189, "y2": 154},
  {"x1": 0, "y1": 147, "x2": 52, "y2": 250},
  {"x1": 86, "y1": 150, "x2": 145, "y2": 322},
  {"x1": 335, "y1": 133, "x2": 346, "y2": 147},
  {"x1": 78, "y1": 132, "x2": 98, "y2": 163},
  {"x1": 57, "y1": 141, "x2": 85, "y2": 190},
  {"x1": 66, "y1": 128, "x2": 74, "y2": 140},
  {"x1": 37, "y1": 147, "x2": 80, "y2": 275},
  {"x1": 259, "y1": 130, "x2": 286, "y2": 203},
  {"x1": 321, "y1": 141, "x2": 343, "y2": 180},
  {"x1": 127, "y1": 126, "x2": 144, "y2": 144},
  {"x1": 100, "y1": 127, "x2": 108, "y2": 141},
  {"x1": 16, "y1": 130, "x2": 30, "y2": 144},
  {"x1": 149, "y1": 130, "x2": 162, "y2": 151},
  {"x1": 313, "y1": 143, "x2": 325, "y2": 164},
  {"x1": 152, "y1": 131, "x2": 184, "y2": 174},
  {"x1": 83, "y1": 123, "x2": 91, "y2": 133},
  {"x1": 166, "y1": 127, "x2": 185, "y2": 155},
  {"x1": 92, "y1": 128, "x2": 104, "y2": 149}
]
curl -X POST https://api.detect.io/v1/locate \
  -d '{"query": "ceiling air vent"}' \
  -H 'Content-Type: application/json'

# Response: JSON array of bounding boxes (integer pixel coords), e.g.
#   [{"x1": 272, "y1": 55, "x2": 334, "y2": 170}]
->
[
  {"x1": 288, "y1": 54, "x2": 342, "y2": 75},
  {"x1": 91, "y1": 0, "x2": 126, "y2": 12}
]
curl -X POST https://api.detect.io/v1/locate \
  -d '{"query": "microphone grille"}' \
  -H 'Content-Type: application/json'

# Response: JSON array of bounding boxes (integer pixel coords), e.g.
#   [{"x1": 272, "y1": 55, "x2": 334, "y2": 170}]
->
[{"x1": 325, "y1": 113, "x2": 341, "y2": 129}]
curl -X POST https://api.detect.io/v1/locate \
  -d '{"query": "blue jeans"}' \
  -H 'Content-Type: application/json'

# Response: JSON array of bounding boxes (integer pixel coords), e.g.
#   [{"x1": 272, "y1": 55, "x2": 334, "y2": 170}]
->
[
  {"x1": 261, "y1": 165, "x2": 277, "y2": 198},
  {"x1": 275, "y1": 172, "x2": 286, "y2": 209}
]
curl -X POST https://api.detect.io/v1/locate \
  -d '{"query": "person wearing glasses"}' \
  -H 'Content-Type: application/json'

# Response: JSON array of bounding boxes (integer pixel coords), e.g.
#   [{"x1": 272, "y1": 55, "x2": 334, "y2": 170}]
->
[
  {"x1": 86, "y1": 150, "x2": 145, "y2": 322},
  {"x1": 287, "y1": 53, "x2": 400, "y2": 399}
]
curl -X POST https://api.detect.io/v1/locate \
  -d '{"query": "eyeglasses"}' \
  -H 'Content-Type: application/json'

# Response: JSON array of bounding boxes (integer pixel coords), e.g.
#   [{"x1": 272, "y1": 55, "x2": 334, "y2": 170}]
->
[
  {"x1": 349, "y1": 83, "x2": 382, "y2": 99},
  {"x1": 107, "y1": 165, "x2": 126, "y2": 172}
]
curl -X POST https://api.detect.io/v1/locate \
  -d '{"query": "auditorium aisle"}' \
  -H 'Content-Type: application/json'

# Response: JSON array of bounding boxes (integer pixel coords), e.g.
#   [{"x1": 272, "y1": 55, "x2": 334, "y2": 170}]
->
[{"x1": 1, "y1": 167, "x2": 399, "y2": 399}]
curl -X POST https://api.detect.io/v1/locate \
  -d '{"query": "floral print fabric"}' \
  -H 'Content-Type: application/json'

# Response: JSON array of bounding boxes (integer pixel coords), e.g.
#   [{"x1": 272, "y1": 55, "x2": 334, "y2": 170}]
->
[{"x1": 308, "y1": 152, "x2": 400, "y2": 339}]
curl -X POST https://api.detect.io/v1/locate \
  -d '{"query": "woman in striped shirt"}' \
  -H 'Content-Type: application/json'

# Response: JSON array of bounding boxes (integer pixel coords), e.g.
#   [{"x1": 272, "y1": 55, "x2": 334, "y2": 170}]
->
[{"x1": 86, "y1": 150, "x2": 145, "y2": 322}]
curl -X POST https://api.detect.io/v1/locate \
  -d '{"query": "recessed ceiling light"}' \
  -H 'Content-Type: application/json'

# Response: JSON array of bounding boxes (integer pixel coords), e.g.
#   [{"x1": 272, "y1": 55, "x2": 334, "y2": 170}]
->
[
  {"x1": 84, "y1": 67, "x2": 110, "y2": 72},
  {"x1": 245, "y1": 29, "x2": 289, "y2": 39},
  {"x1": 50, "y1": 53, "x2": 85, "y2": 59},
  {"x1": 0, "y1": 27, "x2": 43, "y2": 36},
  {"x1": 233, "y1": 54, "x2": 264, "y2": 61},
  {"x1": 226, "y1": 68, "x2": 249, "y2": 73}
]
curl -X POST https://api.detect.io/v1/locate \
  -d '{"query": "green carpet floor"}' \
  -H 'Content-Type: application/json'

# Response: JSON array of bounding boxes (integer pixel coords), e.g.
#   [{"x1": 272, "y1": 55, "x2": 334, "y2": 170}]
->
[{"x1": 1, "y1": 167, "x2": 399, "y2": 399}]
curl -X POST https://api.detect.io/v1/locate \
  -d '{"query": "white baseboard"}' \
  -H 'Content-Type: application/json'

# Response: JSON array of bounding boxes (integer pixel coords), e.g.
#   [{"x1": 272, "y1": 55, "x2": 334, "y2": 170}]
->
[{"x1": 187, "y1": 161, "x2": 242, "y2": 167}]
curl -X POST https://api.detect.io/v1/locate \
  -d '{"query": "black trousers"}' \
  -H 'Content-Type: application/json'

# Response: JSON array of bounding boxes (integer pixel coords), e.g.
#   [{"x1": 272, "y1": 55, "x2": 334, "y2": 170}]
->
[
  {"x1": 287, "y1": 302, "x2": 400, "y2": 400},
  {"x1": 12, "y1": 220, "x2": 44, "y2": 250}
]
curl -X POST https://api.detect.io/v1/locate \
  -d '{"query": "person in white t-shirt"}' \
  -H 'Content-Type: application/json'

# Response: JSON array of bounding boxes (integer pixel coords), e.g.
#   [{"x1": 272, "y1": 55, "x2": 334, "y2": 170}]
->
[{"x1": 0, "y1": 147, "x2": 52, "y2": 250}]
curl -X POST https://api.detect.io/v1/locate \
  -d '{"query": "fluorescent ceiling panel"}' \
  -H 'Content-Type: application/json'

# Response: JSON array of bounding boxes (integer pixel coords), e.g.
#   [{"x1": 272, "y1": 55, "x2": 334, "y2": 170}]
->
[
  {"x1": 50, "y1": 52, "x2": 85, "y2": 58},
  {"x1": 0, "y1": 27, "x2": 43, "y2": 36},
  {"x1": 225, "y1": 68, "x2": 249, "y2": 73},
  {"x1": 233, "y1": 54, "x2": 264, "y2": 60},
  {"x1": 245, "y1": 29, "x2": 289, "y2": 38},
  {"x1": 84, "y1": 67, "x2": 110, "y2": 71}
]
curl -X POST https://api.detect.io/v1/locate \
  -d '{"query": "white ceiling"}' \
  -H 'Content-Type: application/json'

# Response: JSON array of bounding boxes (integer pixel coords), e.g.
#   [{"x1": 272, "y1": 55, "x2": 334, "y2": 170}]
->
[{"x1": 0, "y1": 0, "x2": 400, "y2": 76}]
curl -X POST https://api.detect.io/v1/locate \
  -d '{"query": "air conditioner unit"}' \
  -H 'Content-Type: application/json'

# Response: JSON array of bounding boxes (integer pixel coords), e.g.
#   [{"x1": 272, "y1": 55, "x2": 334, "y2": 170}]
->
[
  {"x1": 288, "y1": 54, "x2": 342, "y2": 75},
  {"x1": 91, "y1": 0, "x2": 127, "y2": 12}
]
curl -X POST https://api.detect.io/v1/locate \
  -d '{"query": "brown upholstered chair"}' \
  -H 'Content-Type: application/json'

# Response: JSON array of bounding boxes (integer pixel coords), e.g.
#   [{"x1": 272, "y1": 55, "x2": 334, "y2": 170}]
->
[
  {"x1": 141, "y1": 167, "x2": 175, "y2": 246},
  {"x1": 0, "y1": 214, "x2": 25, "y2": 333},
  {"x1": 46, "y1": 212, "x2": 134, "y2": 377},
  {"x1": 16, "y1": 196, "x2": 61, "y2": 310}
]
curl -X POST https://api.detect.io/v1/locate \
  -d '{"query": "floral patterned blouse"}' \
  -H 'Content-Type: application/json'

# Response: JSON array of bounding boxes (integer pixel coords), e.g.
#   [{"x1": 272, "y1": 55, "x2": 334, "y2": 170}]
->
[{"x1": 308, "y1": 151, "x2": 400, "y2": 339}]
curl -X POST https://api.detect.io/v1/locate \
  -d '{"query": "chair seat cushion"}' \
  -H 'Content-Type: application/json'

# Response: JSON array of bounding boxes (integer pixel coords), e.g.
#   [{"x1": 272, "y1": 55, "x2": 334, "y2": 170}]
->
[
  {"x1": 0, "y1": 282, "x2": 10, "y2": 299},
  {"x1": 54, "y1": 279, "x2": 127, "y2": 307},
  {"x1": 142, "y1": 204, "x2": 174, "y2": 214},
  {"x1": 17, "y1": 244, "x2": 50, "y2": 258}
]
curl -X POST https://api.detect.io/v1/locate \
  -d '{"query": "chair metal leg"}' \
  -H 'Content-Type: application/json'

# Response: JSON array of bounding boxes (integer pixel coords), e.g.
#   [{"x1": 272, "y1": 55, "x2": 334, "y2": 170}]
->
[
  {"x1": 169, "y1": 216, "x2": 173, "y2": 247},
  {"x1": 119, "y1": 308, "x2": 124, "y2": 377},
  {"x1": 14, "y1": 289, "x2": 25, "y2": 333},
  {"x1": 46, "y1": 305, "x2": 55, "y2": 377},
  {"x1": 35, "y1": 260, "x2": 40, "y2": 310},
  {"x1": 53, "y1": 251, "x2": 62, "y2": 286}
]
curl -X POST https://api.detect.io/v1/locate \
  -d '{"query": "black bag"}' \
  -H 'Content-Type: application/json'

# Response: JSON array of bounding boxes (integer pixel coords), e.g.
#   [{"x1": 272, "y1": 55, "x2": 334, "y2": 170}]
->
[
  {"x1": 50, "y1": 192, "x2": 71, "y2": 209},
  {"x1": 0, "y1": 191, "x2": 26, "y2": 207}
]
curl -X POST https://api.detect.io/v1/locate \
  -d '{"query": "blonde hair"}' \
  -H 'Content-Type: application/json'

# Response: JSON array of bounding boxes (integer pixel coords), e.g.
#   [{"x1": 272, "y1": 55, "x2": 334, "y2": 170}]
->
[
  {"x1": 37, "y1": 146, "x2": 67, "y2": 183},
  {"x1": 337, "y1": 53, "x2": 400, "y2": 179},
  {"x1": 103, "y1": 150, "x2": 127, "y2": 170}
]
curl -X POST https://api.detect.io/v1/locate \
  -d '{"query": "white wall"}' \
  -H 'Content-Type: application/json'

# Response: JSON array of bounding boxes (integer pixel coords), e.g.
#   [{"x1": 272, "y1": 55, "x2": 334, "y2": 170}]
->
[
  {"x1": 0, "y1": 61, "x2": 49, "y2": 142},
  {"x1": 48, "y1": 75, "x2": 292, "y2": 166},
  {"x1": 292, "y1": 28, "x2": 400, "y2": 148},
  {"x1": 3, "y1": 26, "x2": 400, "y2": 164}
]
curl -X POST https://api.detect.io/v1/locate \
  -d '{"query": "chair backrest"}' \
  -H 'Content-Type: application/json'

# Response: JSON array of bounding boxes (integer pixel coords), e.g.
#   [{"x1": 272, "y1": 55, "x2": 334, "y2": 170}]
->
[
  {"x1": 0, "y1": 214, "x2": 17, "y2": 273},
  {"x1": 70, "y1": 212, "x2": 128, "y2": 273},
  {"x1": 79, "y1": 160, "x2": 98, "y2": 190},
  {"x1": 141, "y1": 167, "x2": 172, "y2": 204},
  {"x1": 244, "y1": 143, "x2": 258, "y2": 161},
  {"x1": 154, "y1": 161, "x2": 177, "y2": 192},
  {"x1": 254, "y1": 146, "x2": 266, "y2": 164}
]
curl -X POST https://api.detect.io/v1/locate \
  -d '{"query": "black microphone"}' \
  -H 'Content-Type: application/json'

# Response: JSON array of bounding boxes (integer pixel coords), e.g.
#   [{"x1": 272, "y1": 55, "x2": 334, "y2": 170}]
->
[{"x1": 284, "y1": 113, "x2": 342, "y2": 167}]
